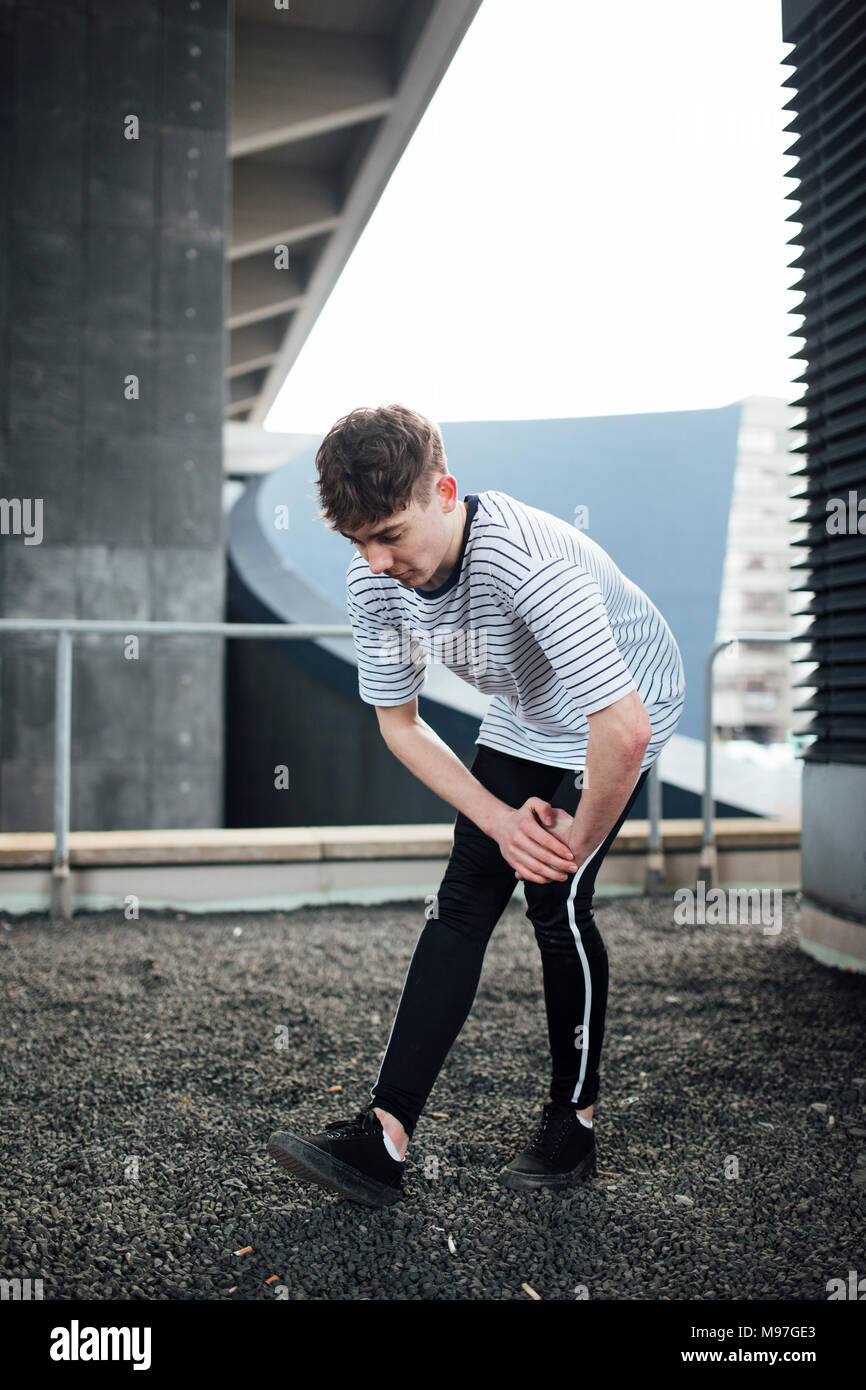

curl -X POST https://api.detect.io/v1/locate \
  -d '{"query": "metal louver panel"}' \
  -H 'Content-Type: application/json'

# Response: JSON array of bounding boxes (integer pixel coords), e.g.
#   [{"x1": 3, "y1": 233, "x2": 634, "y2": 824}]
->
[{"x1": 783, "y1": 0, "x2": 866, "y2": 765}]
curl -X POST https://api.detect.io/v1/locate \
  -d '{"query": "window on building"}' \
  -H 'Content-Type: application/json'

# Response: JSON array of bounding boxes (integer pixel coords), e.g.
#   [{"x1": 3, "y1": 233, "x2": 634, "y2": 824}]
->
[
  {"x1": 743, "y1": 591, "x2": 787, "y2": 614},
  {"x1": 738, "y1": 427, "x2": 777, "y2": 454}
]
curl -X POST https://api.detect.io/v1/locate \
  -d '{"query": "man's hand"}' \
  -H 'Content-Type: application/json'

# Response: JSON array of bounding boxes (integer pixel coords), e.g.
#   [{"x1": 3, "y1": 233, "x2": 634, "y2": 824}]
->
[
  {"x1": 540, "y1": 806, "x2": 578, "y2": 848},
  {"x1": 520, "y1": 807, "x2": 585, "y2": 878},
  {"x1": 492, "y1": 799, "x2": 580, "y2": 884}
]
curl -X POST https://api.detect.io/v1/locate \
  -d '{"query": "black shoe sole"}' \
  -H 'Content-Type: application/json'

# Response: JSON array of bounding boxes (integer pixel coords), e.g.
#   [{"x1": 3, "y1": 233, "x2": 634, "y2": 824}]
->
[
  {"x1": 498, "y1": 1148, "x2": 597, "y2": 1190},
  {"x1": 267, "y1": 1131, "x2": 403, "y2": 1207}
]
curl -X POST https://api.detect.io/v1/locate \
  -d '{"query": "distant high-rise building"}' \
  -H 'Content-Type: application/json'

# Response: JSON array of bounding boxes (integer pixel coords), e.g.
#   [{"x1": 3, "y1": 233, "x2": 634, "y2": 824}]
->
[{"x1": 713, "y1": 395, "x2": 813, "y2": 744}]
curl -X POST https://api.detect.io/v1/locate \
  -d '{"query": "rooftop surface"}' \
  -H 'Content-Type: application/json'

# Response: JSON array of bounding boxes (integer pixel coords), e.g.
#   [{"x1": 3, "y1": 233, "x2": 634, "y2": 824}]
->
[{"x1": 3, "y1": 890, "x2": 864, "y2": 1300}]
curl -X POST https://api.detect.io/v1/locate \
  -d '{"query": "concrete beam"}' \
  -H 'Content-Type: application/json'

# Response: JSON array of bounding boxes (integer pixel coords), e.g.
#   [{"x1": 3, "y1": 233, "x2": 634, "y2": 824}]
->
[
  {"x1": 228, "y1": 370, "x2": 269, "y2": 407},
  {"x1": 250, "y1": 0, "x2": 484, "y2": 421},
  {"x1": 230, "y1": 161, "x2": 342, "y2": 259},
  {"x1": 229, "y1": 252, "x2": 305, "y2": 328},
  {"x1": 227, "y1": 318, "x2": 290, "y2": 377},
  {"x1": 232, "y1": 21, "x2": 395, "y2": 156}
]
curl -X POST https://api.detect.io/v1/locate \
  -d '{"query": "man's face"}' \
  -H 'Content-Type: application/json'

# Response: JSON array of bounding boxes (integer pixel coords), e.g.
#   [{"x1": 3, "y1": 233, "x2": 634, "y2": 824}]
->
[{"x1": 341, "y1": 482, "x2": 458, "y2": 587}]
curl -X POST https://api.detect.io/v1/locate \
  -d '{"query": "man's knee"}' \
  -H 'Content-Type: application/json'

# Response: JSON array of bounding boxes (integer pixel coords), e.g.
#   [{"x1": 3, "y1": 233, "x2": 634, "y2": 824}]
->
[
  {"x1": 427, "y1": 886, "x2": 506, "y2": 947},
  {"x1": 525, "y1": 899, "x2": 605, "y2": 954}
]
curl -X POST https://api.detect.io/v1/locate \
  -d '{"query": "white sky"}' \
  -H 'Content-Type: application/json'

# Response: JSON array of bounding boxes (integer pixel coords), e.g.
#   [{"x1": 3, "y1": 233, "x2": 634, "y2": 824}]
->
[{"x1": 265, "y1": 0, "x2": 802, "y2": 435}]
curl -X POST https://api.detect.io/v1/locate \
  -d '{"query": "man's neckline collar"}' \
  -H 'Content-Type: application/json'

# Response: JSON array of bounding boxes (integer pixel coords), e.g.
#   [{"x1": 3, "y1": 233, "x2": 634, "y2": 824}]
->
[{"x1": 415, "y1": 493, "x2": 479, "y2": 599}]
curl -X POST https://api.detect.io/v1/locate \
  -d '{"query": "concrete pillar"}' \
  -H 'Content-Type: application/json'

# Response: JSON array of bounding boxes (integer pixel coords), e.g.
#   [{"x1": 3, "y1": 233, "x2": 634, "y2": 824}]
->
[{"x1": 0, "y1": 0, "x2": 230, "y2": 831}]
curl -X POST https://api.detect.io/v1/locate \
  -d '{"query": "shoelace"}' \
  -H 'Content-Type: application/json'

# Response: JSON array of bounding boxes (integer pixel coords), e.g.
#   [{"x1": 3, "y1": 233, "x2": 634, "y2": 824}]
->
[
  {"x1": 527, "y1": 1104, "x2": 578, "y2": 1156},
  {"x1": 324, "y1": 1108, "x2": 378, "y2": 1140}
]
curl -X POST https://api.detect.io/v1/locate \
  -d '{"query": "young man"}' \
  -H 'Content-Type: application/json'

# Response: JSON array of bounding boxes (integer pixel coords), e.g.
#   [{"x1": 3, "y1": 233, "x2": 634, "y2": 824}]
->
[{"x1": 268, "y1": 404, "x2": 685, "y2": 1207}]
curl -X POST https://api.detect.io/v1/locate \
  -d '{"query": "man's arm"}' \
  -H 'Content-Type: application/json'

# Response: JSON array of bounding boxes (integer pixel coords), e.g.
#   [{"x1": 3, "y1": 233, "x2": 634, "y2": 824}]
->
[
  {"x1": 564, "y1": 690, "x2": 652, "y2": 865},
  {"x1": 375, "y1": 699, "x2": 579, "y2": 880},
  {"x1": 346, "y1": 585, "x2": 569, "y2": 878},
  {"x1": 502, "y1": 556, "x2": 653, "y2": 868},
  {"x1": 374, "y1": 699, "x2": 513, "y2": 837}
]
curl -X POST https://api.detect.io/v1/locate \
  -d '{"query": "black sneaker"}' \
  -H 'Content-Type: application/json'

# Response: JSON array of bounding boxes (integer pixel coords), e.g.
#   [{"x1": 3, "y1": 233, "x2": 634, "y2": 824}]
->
[
  {"x1": 267, "y1": 1104, "x2": 405, "y2": 1207},
  {"x1": 499, "y1": 1101, "x2": 597, "y2": 1190}
]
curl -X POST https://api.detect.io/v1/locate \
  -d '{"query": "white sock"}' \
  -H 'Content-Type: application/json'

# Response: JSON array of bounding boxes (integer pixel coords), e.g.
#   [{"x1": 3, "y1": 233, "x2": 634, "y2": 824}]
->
[
  {"x1": 576, "y1": 1113, "x2": 593, "y2": 1129},
  {"x1": 381, "y1": 1129, "x2": 405, "y2": 1161}
]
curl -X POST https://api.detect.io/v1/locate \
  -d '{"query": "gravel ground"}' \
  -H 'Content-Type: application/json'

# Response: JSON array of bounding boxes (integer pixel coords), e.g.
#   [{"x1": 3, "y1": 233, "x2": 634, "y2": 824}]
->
[{"x1": 1, "y1": 889, "x2": 865, "y2": 1302}]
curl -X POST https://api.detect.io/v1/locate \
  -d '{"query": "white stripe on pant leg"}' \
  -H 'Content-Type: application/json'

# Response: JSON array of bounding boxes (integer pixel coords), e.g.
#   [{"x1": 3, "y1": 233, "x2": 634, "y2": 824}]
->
[{"x1": 566, "y1": 769, "x2": 645, "y2": 1105}]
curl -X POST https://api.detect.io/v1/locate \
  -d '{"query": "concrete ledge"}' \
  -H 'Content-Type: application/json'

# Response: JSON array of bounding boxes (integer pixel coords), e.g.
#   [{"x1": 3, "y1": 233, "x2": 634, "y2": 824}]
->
[
  {"x1": 0, "y1": 818, "x2": 801, "y2": 867},
  {"x1": 0, "y1": 820, "x2": 802, "y2": 916},
  {"x1": 0, "y1": 825, "x2": 453, "y2": 867}
]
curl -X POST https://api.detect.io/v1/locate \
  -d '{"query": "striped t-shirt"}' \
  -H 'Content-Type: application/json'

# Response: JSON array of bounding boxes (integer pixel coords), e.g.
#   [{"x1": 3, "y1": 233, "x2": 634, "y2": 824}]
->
[{"x1": 346, "y1": 489, "x2": 685, "y2": 772}]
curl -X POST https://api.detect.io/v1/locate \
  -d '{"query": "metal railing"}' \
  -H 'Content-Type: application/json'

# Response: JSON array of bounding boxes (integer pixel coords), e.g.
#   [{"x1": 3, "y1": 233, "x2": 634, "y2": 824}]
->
[
  {"x1": 0, "y1": 619, "x2": 354, "y2": 918},
  {"x1": 0, "y1": 619, "x2": 794, "y2": 916},
  {"x1": 699, "y1": 632, "x2": 798, "y2": 886}
]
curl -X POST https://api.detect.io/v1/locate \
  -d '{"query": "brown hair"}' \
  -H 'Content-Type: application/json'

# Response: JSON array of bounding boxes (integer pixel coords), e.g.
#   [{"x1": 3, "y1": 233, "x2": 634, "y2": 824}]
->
[{"x1": 313, "y1": 403, "x2": 448, "y2": 534}]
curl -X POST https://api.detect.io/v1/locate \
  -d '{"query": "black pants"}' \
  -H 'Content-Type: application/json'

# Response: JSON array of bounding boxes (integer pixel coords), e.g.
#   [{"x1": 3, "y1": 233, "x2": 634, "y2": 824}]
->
[{"x1": 368, "y1": 743, "x2": 651, "y2": 1139}]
